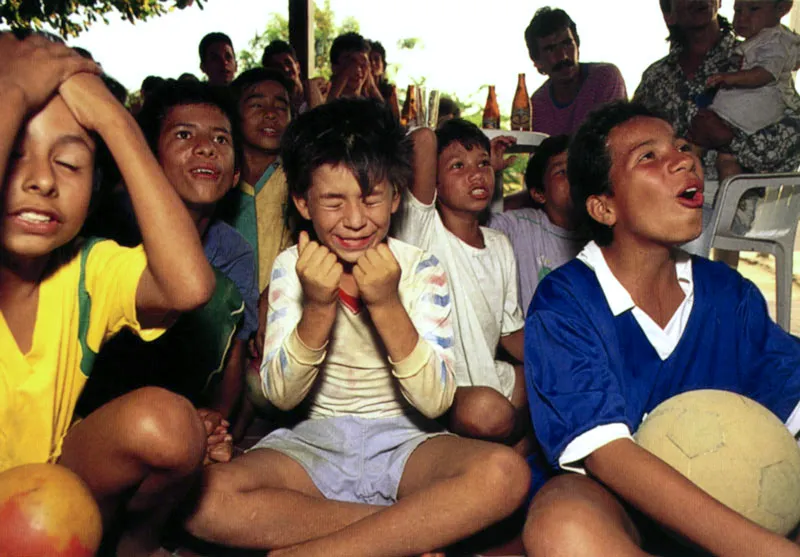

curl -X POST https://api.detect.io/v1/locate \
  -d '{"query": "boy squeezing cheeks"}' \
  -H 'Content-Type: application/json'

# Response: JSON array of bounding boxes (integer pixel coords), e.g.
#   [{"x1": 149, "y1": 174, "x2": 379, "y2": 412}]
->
[
  {"x1": 183, "y1": 99, "x2": 530, "y2": 557},
  {"x1": 523, "y1": 101, "x2": 800, "y2": 557},
  {"x1": 394, "y1": 120, "x2": 528, "y2": 449},
  {"x1": 0, "y1": 35, "x2": 215, "y2": 556}
]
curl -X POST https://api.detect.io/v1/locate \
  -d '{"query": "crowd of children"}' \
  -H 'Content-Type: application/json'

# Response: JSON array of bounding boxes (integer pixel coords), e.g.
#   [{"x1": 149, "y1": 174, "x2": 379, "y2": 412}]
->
[{"x1": 3, "y1": 2, "x2": 800, "y2": 556}]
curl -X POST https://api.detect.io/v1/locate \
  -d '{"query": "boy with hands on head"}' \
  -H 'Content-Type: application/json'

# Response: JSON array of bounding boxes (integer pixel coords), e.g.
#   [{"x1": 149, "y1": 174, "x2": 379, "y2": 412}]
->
[
  {"x1": 183, "y1": 99, "x2": 530, "y2": 557},
  {"x1": 0, "y1": 34, "x2": 215, "y2": 556}
]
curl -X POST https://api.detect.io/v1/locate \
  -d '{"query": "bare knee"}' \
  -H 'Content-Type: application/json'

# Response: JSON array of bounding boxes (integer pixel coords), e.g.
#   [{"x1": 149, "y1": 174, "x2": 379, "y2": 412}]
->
[
  {"x1": 120, "y1": 387, "x2": 206, "y2": 473},
  {"x1": 466, "y1": 444, "x2": 531, "y2": 514},
  {"x1": 523, "y1": 475, "x2": 641, "y2": 557},
  {"x1": 451, "y1": 387, "x2": 515, "y2": 441}
]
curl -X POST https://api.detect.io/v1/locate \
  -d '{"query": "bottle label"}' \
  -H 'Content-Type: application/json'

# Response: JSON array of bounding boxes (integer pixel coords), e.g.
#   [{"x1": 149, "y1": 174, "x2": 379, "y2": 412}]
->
[
  {"x1": 510, "y1": 108, "x2": 531, "y2": 131},
  {"x1": 482, "y1": 118, "x2": 500, "y2": 129}
]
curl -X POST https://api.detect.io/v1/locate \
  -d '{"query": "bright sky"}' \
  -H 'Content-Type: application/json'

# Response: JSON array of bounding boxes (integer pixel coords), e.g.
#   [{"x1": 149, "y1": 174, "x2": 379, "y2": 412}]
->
[{"x1": 67, "y1": 1, "x2": 792, "y2": 113}]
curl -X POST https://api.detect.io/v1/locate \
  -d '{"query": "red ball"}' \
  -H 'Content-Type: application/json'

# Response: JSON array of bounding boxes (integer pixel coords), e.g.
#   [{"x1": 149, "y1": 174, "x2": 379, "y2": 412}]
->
[{"x1": 0, "y1": 463, "x2": 102, "y2": 557}]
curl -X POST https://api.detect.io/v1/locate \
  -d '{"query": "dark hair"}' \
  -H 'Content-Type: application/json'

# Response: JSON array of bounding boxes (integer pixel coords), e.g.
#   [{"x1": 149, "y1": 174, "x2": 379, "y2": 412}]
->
[
  {"x1": 199, "y1": 32, "x2": 233, "y2": 63},
  {"x1": 524, "y1": 134, "x2": 570, "y2": 209},
  {"x1": 72, "y1": 46, "x2": 94, "y2": 60},
  {"x1": 281, "y1": 98, "x2": 412, "y2": 199},
  {"x1": 438, "y1": 97, "x2": 461, "y2": 120},
  {"x1": 368, "y1": 40, "x2": 386, "y2": 65},
  {"x1": 330, "y1": 32, "x2": 369, "y2": 66},
  {"x1": 435, "y1": 118, "x2": 490, "y2": 157},
  {"x1": 230, "y1": 67, "x2": 294, "y2": 104},
  {"x1": 261, "y1": 39, "x2": 298, "y2": 66},
  {"x1": 567, "y1": 101, "x2": 663, "y2": 246},
  {"x1": 136, "y1": 80, "x2": 242, "y2": 171},
  {"x1": 524, "y1": 7, "x2": 580, "y2": 61}
]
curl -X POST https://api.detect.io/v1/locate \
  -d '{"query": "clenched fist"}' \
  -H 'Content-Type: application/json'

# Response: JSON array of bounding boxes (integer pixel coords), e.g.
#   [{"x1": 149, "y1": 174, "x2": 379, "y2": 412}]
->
[
  {"x1": 296, "y1": 231, "x2": 343, "y2": 307},
  {"x1": 353, "y1": 243, "x2": 401, "y2": 308}
]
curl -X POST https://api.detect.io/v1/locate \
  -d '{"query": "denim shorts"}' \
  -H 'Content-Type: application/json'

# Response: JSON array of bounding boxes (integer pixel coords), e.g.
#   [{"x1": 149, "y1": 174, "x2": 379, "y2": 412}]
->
[{"x1": 251, "y1": 413, "x2": 449, "y2": 505}]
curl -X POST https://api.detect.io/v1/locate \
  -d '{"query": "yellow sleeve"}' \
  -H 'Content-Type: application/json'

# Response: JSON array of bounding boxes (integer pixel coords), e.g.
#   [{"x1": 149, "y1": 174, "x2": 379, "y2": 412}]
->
[{"x1": 83, "y1": 240, "x2": 165, "y2": 352}]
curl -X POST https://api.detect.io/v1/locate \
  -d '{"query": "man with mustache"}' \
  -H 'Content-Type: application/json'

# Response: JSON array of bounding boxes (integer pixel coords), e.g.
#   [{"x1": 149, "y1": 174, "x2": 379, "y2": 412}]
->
[{"x1": 525, "y1": 7, "x2": 628, "y2": 136}]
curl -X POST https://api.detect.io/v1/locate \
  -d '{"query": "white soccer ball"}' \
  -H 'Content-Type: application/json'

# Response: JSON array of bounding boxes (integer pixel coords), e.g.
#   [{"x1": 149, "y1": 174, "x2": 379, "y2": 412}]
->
[{"x1": 634, "y1": 389, "x2": 800, "y2": 535}]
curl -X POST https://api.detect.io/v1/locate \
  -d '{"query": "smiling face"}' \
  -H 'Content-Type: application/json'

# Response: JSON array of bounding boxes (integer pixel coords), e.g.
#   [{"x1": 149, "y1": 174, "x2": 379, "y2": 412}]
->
[
  {"x1": 595, "y1": 116, "x2": 704, "y2": 247},
  {"x1": 293, "y1": 164, "x2": 400, "y2": 264},
  {"x1": 2, "y1": 96, "x2": 95, "y2": 263},
  {"x1": 436, "y1": 141, "x2": 495, "y2": 215},
  {"x1": 369, "y1": 50, "x2": 385, "y2": 79},
  {"x1": 265, "y1": 52, "x2": 301, "y2": 85},
  {"x1": 733, "y1": 1, "x2": 784, "y2": 39},
  {"x1": 533, "y1": 27, "x2": 580, "y2": 83},
  {"x1": 238, "y1": 80, "x2": 291, "y2": 154},
  {"x1": 156, "y1": 103, "x2": 236, "y2": 216}
]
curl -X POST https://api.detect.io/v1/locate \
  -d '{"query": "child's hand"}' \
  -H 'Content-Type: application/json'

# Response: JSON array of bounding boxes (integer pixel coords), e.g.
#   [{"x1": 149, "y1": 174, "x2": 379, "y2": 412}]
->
[
  {"x1": 306, "y1": 77, "x2": 330, "y2": 108},
  {"x1": 197, "y1": 408, "x2": 233, "y2": 465},
  {"x1": 353, "y1": 243, "x2": 401, "y2": 309},
  {"x1": 58, "y1": 72, "x2": 125, "y2": 133},
  {"x1": 296, "y1": 231, "x2": 343, "y2": 307},
  {"x1": 490, "y1": 135, "x2": 518, "y2": 172},
  {"x1": 0, "y1": 33, "x2": 100, "y2": 112},
  {"x1": 706, "y1": 73, "x2": 730, "y2": 89}
]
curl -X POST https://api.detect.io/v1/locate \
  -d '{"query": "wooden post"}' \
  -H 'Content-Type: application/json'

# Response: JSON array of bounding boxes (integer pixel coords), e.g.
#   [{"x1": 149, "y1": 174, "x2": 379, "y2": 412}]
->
[{"x1": 288, "y1": 0, "x2": 314, "y2": 79}]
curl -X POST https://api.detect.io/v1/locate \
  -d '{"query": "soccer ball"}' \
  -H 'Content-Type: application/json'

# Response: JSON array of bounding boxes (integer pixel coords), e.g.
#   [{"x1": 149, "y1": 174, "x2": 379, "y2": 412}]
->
[{"x1": 634, "y1": 389, "x2": 800, "y2": 535}]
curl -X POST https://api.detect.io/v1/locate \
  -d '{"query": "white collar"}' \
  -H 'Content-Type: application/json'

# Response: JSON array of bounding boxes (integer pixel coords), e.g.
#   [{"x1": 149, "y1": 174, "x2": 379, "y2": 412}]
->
[{"x1": 576, "y1": 241, "x2": 694, "y2": 316}]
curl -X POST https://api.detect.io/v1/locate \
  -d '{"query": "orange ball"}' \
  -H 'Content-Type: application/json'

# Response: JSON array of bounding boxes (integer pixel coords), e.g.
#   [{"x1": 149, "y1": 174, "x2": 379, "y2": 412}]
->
[{"x1": 0, "y1": 463, "x2": 102, "y2": 557}]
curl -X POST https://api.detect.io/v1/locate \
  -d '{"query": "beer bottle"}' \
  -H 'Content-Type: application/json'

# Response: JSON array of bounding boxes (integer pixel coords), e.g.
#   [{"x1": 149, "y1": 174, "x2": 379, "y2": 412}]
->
[
  {"x1": 482, "y1": 85, "x2": 500, "y2": 129},
  {"x1": 400, "y1": 84, "x2": 417, "y2": 128},
  {"x1": 511, "y1": 74, "x2": 531, "y2": 131},
  {"x1": 387, "y1": 84, "x2": 401, "y2": 122}
]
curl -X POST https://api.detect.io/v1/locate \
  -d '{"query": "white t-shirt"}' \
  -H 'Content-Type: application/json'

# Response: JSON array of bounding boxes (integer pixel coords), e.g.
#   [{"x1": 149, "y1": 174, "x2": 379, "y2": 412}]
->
[
  {"x1": 710, "y1": 25, "x2": 800, "y2": 134},
  {"x1": 393, "y1": 192, "x2": 524, "y2": 398},
  {"x1": 261, "y1": 238, "x2": 457, "y2": 420}
]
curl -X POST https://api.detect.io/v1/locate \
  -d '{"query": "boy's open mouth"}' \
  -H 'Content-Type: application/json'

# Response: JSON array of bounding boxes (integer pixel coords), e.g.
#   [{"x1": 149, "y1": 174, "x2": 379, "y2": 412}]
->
[{"x1": 677, "y1": 183, "x2": 704, "y2": 208}]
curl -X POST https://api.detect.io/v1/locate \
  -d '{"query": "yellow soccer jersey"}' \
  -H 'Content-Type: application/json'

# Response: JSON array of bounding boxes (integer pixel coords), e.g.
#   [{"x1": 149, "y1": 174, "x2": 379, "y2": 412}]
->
[{"x1": 0, "y1": 239, "x2": 163, "y2": 471}]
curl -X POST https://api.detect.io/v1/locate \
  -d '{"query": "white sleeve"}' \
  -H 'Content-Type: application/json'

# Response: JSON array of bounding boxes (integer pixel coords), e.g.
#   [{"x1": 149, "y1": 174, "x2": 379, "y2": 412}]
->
[
  {"x1": 260, "y1": 249, "x2": 326, "y2": 410},
  {"x1": 393, "y1": 190, "x2": 439, "y2": 251},
  {"x1": 498, "y1": 234, "x2": 524, "y2": 335},
  {"x1": 559, "y1": 423, "x2": 634, "y2": 474}
]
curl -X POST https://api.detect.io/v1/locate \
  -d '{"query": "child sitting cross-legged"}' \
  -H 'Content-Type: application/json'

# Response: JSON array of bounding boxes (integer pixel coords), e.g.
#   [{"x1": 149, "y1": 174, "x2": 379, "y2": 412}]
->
[
  {"x1": 523, "y1": 101, "x2": 800, "y2": 557},
  {"x1": 395, "y1": 120, "x2": 529, "y2": 450},
  {"x1": 0, "y1": 34, "x2": 215, "y2": 556},
  {"x1": 182, "y1": 98, "x2": 530, "y2": 557}
]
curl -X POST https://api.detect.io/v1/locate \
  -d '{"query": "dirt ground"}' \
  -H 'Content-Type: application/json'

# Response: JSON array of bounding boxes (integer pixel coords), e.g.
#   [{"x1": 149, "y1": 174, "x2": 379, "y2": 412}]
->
[{"x1": 737, "y1": 246, "x2": 800, "y2": 336}]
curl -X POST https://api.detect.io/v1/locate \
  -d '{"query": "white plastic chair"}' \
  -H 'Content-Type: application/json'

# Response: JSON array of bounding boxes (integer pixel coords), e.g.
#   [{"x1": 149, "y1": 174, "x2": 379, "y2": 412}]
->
[{"x1": 702, "y1": 173, "x2": 800, "y2": 332}]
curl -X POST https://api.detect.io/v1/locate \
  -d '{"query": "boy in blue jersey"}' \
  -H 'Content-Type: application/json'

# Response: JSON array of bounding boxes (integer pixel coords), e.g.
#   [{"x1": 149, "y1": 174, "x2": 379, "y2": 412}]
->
[
  {"x1": 523, "y1": 101, "x2": 800, "y2": 557},
  {"x1": 182, "y1": 99, "x2": 530, "y2": 556}
]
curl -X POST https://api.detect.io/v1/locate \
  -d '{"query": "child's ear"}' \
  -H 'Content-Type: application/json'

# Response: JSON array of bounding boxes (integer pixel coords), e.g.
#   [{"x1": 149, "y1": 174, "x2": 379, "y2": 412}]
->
[
  {"x1": 232, "y1": 169, "x2": 241, "y2": 189},
  {"x1": 390, "y1": 187, "x2": 401, "y2": 214},
  {"x1": 292, "y1": 193, "x2": 312, "y2": 220},
  {"x1": 530, "y1": 189, "x2": 547, "y2": 206},
  {"x1": 586, "y1": 194, "x2": 616, "y2": 227}
]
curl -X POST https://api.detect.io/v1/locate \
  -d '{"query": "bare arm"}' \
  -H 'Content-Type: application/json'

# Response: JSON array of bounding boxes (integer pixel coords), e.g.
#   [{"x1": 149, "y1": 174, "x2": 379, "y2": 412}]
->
[
  {"x1": 707, "y1": 67, "x2": 774, "y2": 89},
  {"x1": 409, "y1": 127, "x2": 438, "y2": 205},
  {"x1": 586, "y1": 439, "x2": 800, "y2": 557},
  {"x1": 499, "y1": 329, "x2": 524, "y2": 363},
  {"x1": 0, "y1": 35, "x2": 100, "y2": 196},
  {"x1": 212, "y1": 339, "x2": 246, "y2": 419},
  {"x1": 59, "y1": 74, "x2": 214, "y2": 326}
]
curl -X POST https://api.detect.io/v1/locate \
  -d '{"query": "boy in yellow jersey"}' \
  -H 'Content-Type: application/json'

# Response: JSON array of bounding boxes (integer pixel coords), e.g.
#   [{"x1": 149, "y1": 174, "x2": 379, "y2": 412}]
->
[{"x1": 0, "y1": 34, "x2": 215, "y2": 556}]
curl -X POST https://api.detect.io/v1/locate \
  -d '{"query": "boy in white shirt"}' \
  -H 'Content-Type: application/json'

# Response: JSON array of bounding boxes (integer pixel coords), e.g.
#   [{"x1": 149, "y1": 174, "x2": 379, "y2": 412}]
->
[{"x1": 394, "y1": 120, "x2": 528, "y2": 449}]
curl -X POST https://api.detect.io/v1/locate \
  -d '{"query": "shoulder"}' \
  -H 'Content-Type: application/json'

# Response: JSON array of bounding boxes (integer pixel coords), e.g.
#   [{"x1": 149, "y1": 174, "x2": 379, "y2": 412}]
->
[
  {"x1": 388, "y1": 237, "x2": 440, "y2": 272},
  {"x1": 206, "y1": 221, "x2": 254, "y2": 258},
  {"x1": 586, "y1": 62, "x2": 623, "y2": 79},
  {"x1": 481, "y1": 226, "x2": 514, "y2": 249},
  {"x1": 81, "y1": 237, "x2": 143, "y2": 267},
  {"x1": 531, "y1": 259, "x2": 601, "y2": 313},
  {"x1": 531, "y1": 80, "x2": 552, "y2": 100},
  {"x1": 691, "y1": 255, "x2": 757, "y2": 301}
]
